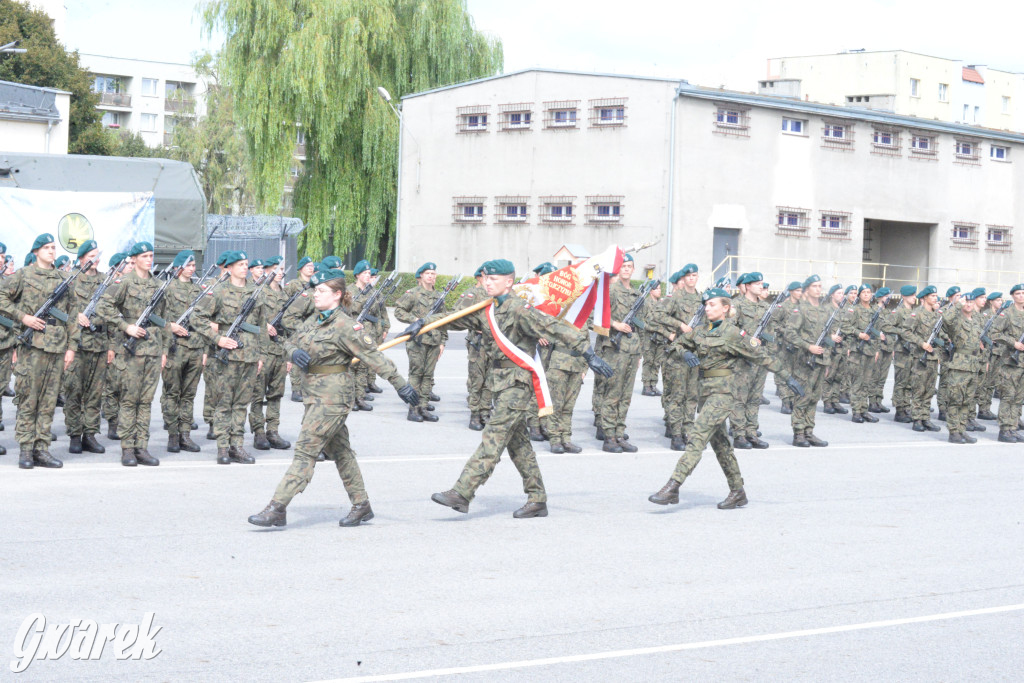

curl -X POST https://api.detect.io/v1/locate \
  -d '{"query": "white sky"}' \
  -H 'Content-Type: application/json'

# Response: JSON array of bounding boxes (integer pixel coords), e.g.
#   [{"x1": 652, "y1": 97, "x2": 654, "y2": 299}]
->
[{"x1": 62, "y1": 0, "x2": 1024, "y2": 88}]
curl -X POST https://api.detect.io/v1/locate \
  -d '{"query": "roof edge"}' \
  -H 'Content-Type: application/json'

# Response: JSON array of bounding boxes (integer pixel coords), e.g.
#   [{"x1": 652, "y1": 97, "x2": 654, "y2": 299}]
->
[{"x1": 401, "y1": 68, "x2": 682, "y2": 100}]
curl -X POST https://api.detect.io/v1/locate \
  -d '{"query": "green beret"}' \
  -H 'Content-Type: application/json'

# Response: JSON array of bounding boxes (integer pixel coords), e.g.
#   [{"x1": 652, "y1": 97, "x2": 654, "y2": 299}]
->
[
  {"x1": 668, "y1": 269, "x2": 684, "y2": 284},
  {"x1": 172, "y1": 250, "x2": 195, "y2": 268},
  {"x1": 622, "y1": 253, "x2": 634, "y2": 263},
  {"x1": 76, "y1": 240, "x2": 98, "y2": 259},
  {"x1": 802, "y1": 274, "x2": 821, "y2": 288},
  {"x1": 54, "y1": 255, "x2": 70, "y2": 268},
  {"x1": 828, "y1": 284, "x2": 842, "y2": 298},
  {"x1": 787, "y1": 281, "x2": 803, "y2": 292},
  {"x1": 970, "y1": 287, "x2": 986, "y2": 298},
  {"x1": 24, "y1": 253, "x2": 36, "y2": 266},
  {"x1": 31, "y1": 233, "x2": 55, "y2": 251},
  {"x1": 108, "y1": 252, "x2": 126, "y2": 268},
  {"x1": 680, "y1": 263, "x2": 698, "y2": 276},
  {"x1": 264, "y1": 255, "x2": 283, "y2": 266},
  {"x1": 858, "y1": 284, "x2": 873, "y2": 294},
  {"x1": 899, "y1": 285, "x2": 917, "y2": 297},
  {"x1": 917, "y1": 285, "x2": 937, "y2": 298},
  {"x1": 534, "y1": 263, "x2": 556, "y2": 276},
  {"x1": 874, "y1": 287, "x2": 891, "y2": 298},
  {"x1": 249, "y1": 259, "x2": 264, "y2": 268},
  {"x1": 844, "y1": 285, "x2": 856, "y2": 294},
  {"x1": 988, "y1": 291, "x2": 1004, "y2": 300},
  {"x1": 735, "y1": 273, "x2": 749, "y2": 285},
  {"x1": 945, "y1": 286, "x2": 961, "y2": 297},
  {"x1": 473, "y1": 265, "x2": 485, "y2": 278},
  {"x1": 310, "y1": 268, "x2": 346, "y2": 286},
  {"x1": 703, "y1": 287, "x2": 730, "y2": 302},
  {"x1": 353, "y1": 259, "x2": 372, "y2": 275},
  {"x1": 297, "y1": 256, "x2": 312, "y2": 269},
  {"x1": 216, "y1": 251, "x2": 231, "y2": 266},
  {"x1": 1010, "y1": 284, "x2": 1024, "y2": 294},
  {"x1": 416, "y1": 262, "x2": 437, "y2": 278},
  {"x1": 223, "y1": 250, "x2": 249, "y2": 266},
  {"x1": 963, "y1": 291, "x2": 978, "y2": 302},
  {"x1": 747, "y1": 271, "x2": 763, "y2": 283},
  {"x1": 715, "y1": 277, "x2": 731, "y2": 288},
  {"x1": 0, "y1": 241, "x2": 5, "y2": 254},
  {"x1": 761, "y1": 283, "x2": 769, "y2": 290},
  {"x1": 481, "y1": 259, "x2": 514, "y2": 276},
  {"x1": 322, "y1": 256, "x2": 343, "y2": 269},
  {"x1": 370, "y1": 268, "x2": 379, "y2": 276},
  {"x1": 128, "y1": 241, "x2": 154, "y2": 257}
]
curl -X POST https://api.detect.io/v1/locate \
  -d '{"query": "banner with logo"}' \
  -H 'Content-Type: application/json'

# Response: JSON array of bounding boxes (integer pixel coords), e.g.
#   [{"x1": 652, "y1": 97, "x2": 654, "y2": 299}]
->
[{"x1": 0, "y1": 187, "x2": 155, "y2": 264}]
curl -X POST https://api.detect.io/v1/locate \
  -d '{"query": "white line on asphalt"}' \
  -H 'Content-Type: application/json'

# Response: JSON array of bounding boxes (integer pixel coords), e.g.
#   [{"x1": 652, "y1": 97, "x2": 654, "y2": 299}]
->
[{"x1": 310, "y1": 603, "x2": 1024, "y2": 682}]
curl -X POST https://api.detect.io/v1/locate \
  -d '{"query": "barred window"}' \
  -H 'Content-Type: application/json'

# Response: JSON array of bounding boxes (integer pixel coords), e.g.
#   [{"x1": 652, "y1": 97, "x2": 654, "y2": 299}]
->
[
  {"x1": 986, "y1": 225, "x2": 1013, "y2": 252},
  {"x1": 871, "y1": 127, "x2": 901, "y2": 157},
  {"x1": 539, "y1": 196, "x2": 576, "y2": 224},
  {"x1": 954, "y1": 138, "x2": 981, "y2": 165},
  {"x1": 822, "y1": 120, "x2": 854, "y2": 151},
  {"x1": 586, "y1": 195, "x2": 625, "y2": 225},
  {"x1": 818, "y1": 211, "x2": 852, "y2": 240},
  {"x1": 776, "y1": 206, "x2": 811, "y2": 237},
  {"x1": 452, "y1": 196, "x2": 486, "y2": 223},
  {"x1": 456, "y1": 105, "x2": 490, "y2": 133},
  {"x1": 499, "y1": 103, "x2": 533, "y2": 132},
  {"x1": 713, "y1": 105, "x2": 750, "y2": 137},
  {"x1": 589, "y1": 97, "x2": 627, "y2": 127},
  {"x1": 909, "y1": 133, "x2": 938, "y2": 161},
  {"x1": 543, "y1": 100, "x2": 580, "y2": 130},
  {"x1": 495, "y1": 196, "x2": 529, "y2": 223},
  {"x1": 950, "y1": 222, "x2": 978, "y2": 249}
]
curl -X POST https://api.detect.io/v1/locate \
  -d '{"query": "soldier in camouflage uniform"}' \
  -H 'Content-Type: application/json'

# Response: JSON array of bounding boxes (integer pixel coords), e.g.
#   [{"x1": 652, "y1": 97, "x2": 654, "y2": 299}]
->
[
  {"x1": 640, "y1": 284, "x2": 664, "y2": 396},
  {"x1": 837, "y1": 285, "x2": 858, "y2": 404},
  {"x1": 96, "y1": 241, "x2": 167, "y2": 467},
  {"x1": 940, "y1": 292, "x2": 985, "y2": 443},
  {"x1": 840, "y1": 284, "x2": 883, "y2": 424},
  {"x1": 194, "y1": 250, "x2": 267, "y2": 464},
  {"x1": 425, "y1": 258, "x2": 612, "y2": 518},
  {"x1": 345, "y1": 259, "x2": 384, "y2": 412},
  {"x1": 64, "y1": 240, "x2": 108, "y2": 455},
  {"x1": 202, "y1": 254, "x2": 231, "y2": 437},
  {"x1": 776, "y1": 281, "x2": 804, "y2": 414},
  {"x1": 820, "y1": 284, "x2": 849, "y2": 415},
  {"x1": 886, "y1": 285, "x2": 919, "y2": 423},
  {"x1": 0, "y1": 233, "x2": 71, "y2": 468},
  {"x1": 935, "y1": 286, "x2": 962, "y2": 421},
  {"x1": 730, "y1": 272, "x2": 773, "y2": 448},
  {"x1": 594, "y1": 253, "x2": 646, "y2": 453},
  {"x1": 976, "y1": 291, "x2": 1003, "y2": 422},
  {"x1": 394, "y1": 262, "x2": 447, "y2": 422},
  {"x1": 249, "y1": 257, "x2": 291, "y2": 450},
  {"x1": 284, "y1": 256, "x2": 317, "y2": 402},
  {"x1": 900, "y1": 285, "x2": 946, "y2": 432},
  {"x1": 783, "y1": 275, "x2": 838, "y2": 447},
  {"x1": 525, "y1": 262, "x2": 558, "y2": 442},
  {"x1": 365, "y1": 267, "x2": 391, "y2": 395},
  {"x1": 990, "y1": 284, "x2": 1024, "y2": 441},
  {"x1": 459, "y1": 266, "x2": 491, "y2": 431},
  {"x1": 101, "y1": 253, "x2": 130, "y2": 441},
  {"x1": 649, "y1": 288, "x2": 802, "y2": 511},
  {"x1": 867, "y1": 288, "x2": 895, "y2": 414},
  {"x1": 160, "y1": 250, "x2": 208, "y2": 453}
]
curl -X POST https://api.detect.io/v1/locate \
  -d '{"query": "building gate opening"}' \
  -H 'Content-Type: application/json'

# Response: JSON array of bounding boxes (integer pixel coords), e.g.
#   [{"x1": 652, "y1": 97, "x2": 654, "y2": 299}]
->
[{"x1": 862, "y1": 218, "x2": 934, "y2": 289}]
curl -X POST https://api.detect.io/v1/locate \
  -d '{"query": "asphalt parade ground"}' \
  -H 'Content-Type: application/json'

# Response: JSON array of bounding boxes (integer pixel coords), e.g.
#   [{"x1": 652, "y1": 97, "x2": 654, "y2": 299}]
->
[{"x1": 2, "y1": 329, "x2": 1023, "y2": 681}]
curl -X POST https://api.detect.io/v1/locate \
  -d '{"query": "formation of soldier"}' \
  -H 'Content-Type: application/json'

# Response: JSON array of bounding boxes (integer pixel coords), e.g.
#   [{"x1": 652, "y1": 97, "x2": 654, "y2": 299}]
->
[{"x1": 4, "y1": 236, "x2": 1024, "y2": 521}]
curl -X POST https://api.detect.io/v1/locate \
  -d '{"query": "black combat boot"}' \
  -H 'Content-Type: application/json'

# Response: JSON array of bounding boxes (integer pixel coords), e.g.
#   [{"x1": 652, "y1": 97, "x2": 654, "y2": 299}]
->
[
  {"x1": 253, "y1": 431, "x2": 271, "y2": 450},
  {"x1": 290, "y1": 390, "x2": 302, "y2": 402},
  {"x1": 823, "y1": 402, "x2": 836, "y2": 414},
  {"x1": 562, "y1": 441, "x2": 582, "y2": 454},
  {"x1": 33, "y1": 448, "x2": 62, "y2": 468},
  {"x1": 602, "y1": 438, "x2": 622, "y2": 453},
  {"x1": 216, "y1": 447, "x2": 231, "y2": 464},
  {"x1": 167, "y1": 433, "x2": 181, "y2": 453},
  {"x1": 431, "y1": 489, "x2": 470, "y2": 513},
  {"x1": 759, "y1": 395, "x2": 769, "y2": 405},
  {"x1": 733, "y1": 435, "x2": 753, "y2": 449},
  {"x1": 670, "y1": 436, "x2": 686, "y2": 451},
  {"x1": 355, "y1": 397, "x2": 373, "y2": 411},
  {"x1": 868, "y1": 401, "x2": 882, "y2": 413},
  {"x1": 529, "y1": 426, "x2": 545, "y2": 441},
  {"x1": 513, "y1": 501, "x2": 548, "y2": 518},
  {"x1": 717, "y1": 488, "x2": 748, "y2": 509},
  {"x1": 362, "y1": 393, "x2": 374, "y2": 401},
  {"x1": 839, "y1": 392, "x2": 851, "y2": 404},
  {"x1": 407, "y1": 406, "x2": 423, "y2": 422},
  {"x1": 832, "y1": 402, "x2": 848, "y2": 415},
  {"x1": 997, "y1": 429, "x2": 1018, "y2": 443},
  {"x1": 135, "y1": 448, "x2": 159, "y2": 466},
  {"x1": 912, "y1": 420, "x2": 926, "y2": 432},
  {"x1": 876, "y1": 402, "x2": 890, "y2": 413},
  {"x1": 191, "y1": 420, "x2": 199, "y2": 430},
  {"x1": 82, "y1": 433, "x2": 105, "y2": 453},
  {"x1": 19, "y1": 444, "x2": 34, "y2": 469},
  {"x1": 429, "y1": 392, "x2": 440, "y2": 402},
  {"x1": 595, "y1": 426, "x2": 605, "y2": 441},
  {"x1": 921, "y1": 420, "x2": 940, "y2": 432},
  {"x1": 862, "y1": 412, "x2": 879, "y2": 423},
  {"x1": 793, "y1": 431, "x2": 810, "y2": 447},
  {"x1": 339, "y1": 501, "x2": 374, "y2": 527},
  {"x1": 966, "y1": 418, "x2": 986, "y2": 432},
  {"x1": 248, "y1": 500, "x2": 287, "y2": 527},
  {"x1": 422, "y1": 403, "x2": 435, "y2": 411},
  {"x1": 894, "y1": 408, "x2": 912, "y2": 423},
  {"x1": 550, "y1": 441, "x2": 565, "y2": 454},
  {"x1": 641, "y1": 383, "x2": 657, "y2": 396},
  {"x1": 780, "y1": 400, "x2": 792, "y2": 415},
  {"x1": 179, "y1": 433, "x2": 201, "y2": 452},
  {"x1": 648, "y1": 478, "x2": 681, "y2": 505},
  {"x1": 267, "y1": 431, "x2": 291, "y2": 449},
  {"x1": 121, "y1": 447, "x2": 138, "y2": 467},
  {"x1": 618, "y1": 437, "x2": 638, "y2": 453},
  {"x1": 948, "y1": 432, "x2": 966, "y2": 444},
  {"x1": 0, "y1": 443, "x2": 4, "y2": 455},
  {"x1": 468, "y1": 412, "x2": 484, "y2": 431},
  {"x1": 230, "y1": 445, "x2": 255, "y2": 464},
  {"x1": 805, "y1": 430, "x2": 828, "y2": 447},
  {"x1": 69, "y1": 434, "x2": 83, "y2": 454},
  {"x1": 367, "y1": 382, "x2": 383, "y2": 394},
  {"x1": 977, "y1": 408, "x2": 997, "y2": 420},
  {"x1": 936, "y1": 409, "x2": 946, "y2": 422},
  {"x1": 852, "y1": 412, "x2": 865, "y2": 423},
  {"x1": 962, "y1": 432, "x2": 977, "y2": 444},
  {"x1": 419, "y1": 406, "x2": 438, "y2": 422},
  {"x1": 107, "y1": 419, "x2": 120, "y2": 440},
  {"x1": 206, "y1": 423, "x2": 216, "y2": 440},
  {"x1": 748, "y1": 435, "x2": 769, "y2": 449}
]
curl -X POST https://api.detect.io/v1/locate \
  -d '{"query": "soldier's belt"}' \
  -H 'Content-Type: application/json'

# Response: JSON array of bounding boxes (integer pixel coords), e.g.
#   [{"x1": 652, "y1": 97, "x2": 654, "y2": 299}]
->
[
  {"x1": 307, "y1": 364, "x2": 349, "y2": 375},
  {"x1": 699, "y1": 368, "x2": 733, "y2": 379},
  {"x1": 492, "y1": 359, "x2": 518, "y2": 369}
]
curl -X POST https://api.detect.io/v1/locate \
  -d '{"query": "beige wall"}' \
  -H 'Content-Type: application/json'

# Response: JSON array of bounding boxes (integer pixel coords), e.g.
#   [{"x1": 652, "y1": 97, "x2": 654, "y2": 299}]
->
[{"x1": 0, "y1": 92, "x2": 68, "y2": 154}]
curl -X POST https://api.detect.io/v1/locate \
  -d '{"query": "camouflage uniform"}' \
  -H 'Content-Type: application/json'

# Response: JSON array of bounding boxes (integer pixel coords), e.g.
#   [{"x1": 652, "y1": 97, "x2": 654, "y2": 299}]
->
[
  {"x1": 193, "y1": 279, "x2": 267, "y2": 449},
  {"x1": 888, "y1": 302, "x2": 917, "y2": 414},
  {"x1": 272, "y1": 308, "x2": 408, "y2": 507},
  {"x1": 440, "y1": 294, "x2": 591, "y2": 504},
  {"x1": 160, "y1": 275, "x2": 206, "y2": 437},
  {"x1": 64, "y1": 269, "x2": 108, "y2": 439},
  {"x1": 775, "y1": 297, "x2": 801, "y2": 407},
  {"x1": 0, "y1": 264, "x2": 69, "y2": 450},
  {"x1": 667, "y1": 318, "x2": 789, "y2": 489},
  {"x1": 539, "y1": 343, "x2": 586, "y2": 445},
  {"x1": 783, "y1": 297, "x2": 836, "y2": 435},
  {"x1": 976, "y1": 305, "x2": 1000, "y2": 416},
  {"x1": 595, "y1": 280, "x2": 645, "y2": 440},
  {"x1": 457, "y1": 284, "x2": 492, "y2": 420},
  {"x1": 96, "y1": 270, "x2": 167, "y2": 450},
  {"x1": 901, "y1": 305, "x2": 947, "y2": 422},
  {"x1": 821, "y1": 305, "x2": 850, "y2": 406},
  {"x1": 731, "y1": 295, "x2": 769, "y2": 439},
  {"x1": 249, "y1": 281, "x2": 288, "y2": 436},
  {"x1": 0, "y1": 312, "x2": 14, "y2": 430},
  {"x1": 394, "y1": 284, "x2": 447, "y2": 409},
  {"x1": 870, "y1": 306, "x2": 896, "y2": 408},
  {"x1": 282, "y1": 276, "x2": 315, "y2": 398},
  {"x1": 102, "y1": 323, "x2": 122, "y2": 431},
  {"x1": 990, "y1": 306, "x2": 1024, "y2": 433},
  {"x1": 346, "y1": 280, "x2": 390, "y2": 395},
  {"x1": 840, "y1": 302, "x2": 881, "y2": 415},
  {"x1": 639, "y1": 305, "x2": 665, "y2": 391},
  {"x1": 940, "y1": 307, "x2": 984, "y2": 435},
  {"x1": 647, "y1": 289, "x2": 701, "y2": 440}
]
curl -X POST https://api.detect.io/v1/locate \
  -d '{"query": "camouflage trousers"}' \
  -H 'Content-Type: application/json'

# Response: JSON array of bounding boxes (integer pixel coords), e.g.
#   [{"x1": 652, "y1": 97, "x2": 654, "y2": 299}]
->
[
  {"x1": 822, "y1": 350, "x2": 846, "y2": 403},
  {"x1": 671, "y1": 384, "x2": 743, "y2": 491},
  {"x1": 64, "y1": 349, "x2": 107, "y2": 436},
  {"x1": 273, "y1": 401, "x2": 366, "y2": 507},
  {"x1": 942, "y1": 367, "x2": 976, "y2": 434},
  {"x1": 996, "y1": 362, "x2": 1024, "y2": 431},
  {"x1": 202, "y1": 357, "x2": 219, "y2": 424},
  {"x1": 732, "y1": 361, "x2": 767, "y2": 439},
  {"x1": 289, "y1": 363, "x2": 303, "y2": 398},
  {"x1": 213, "y1": 360, "x2": 257, "y2": 448},
  {"x1": 776, "y1": 347, "x2": 797, "y2": 404},
  {"x1": 662, "y1": 353, "x2": 698, "y2": 438},
  {"x1": 977, "y1": 355, "x2": 999, "y2": 412},
  {"x1": 453, "y1": 383, "x2": 546, "y2": 503},
  {"x1": 13, "y1": 347, "x2": 62, "y2": 449},
  {"x1": 249, "y1": 352, "x2": 286, "y2": 434},
  {"x1": 596, "y1": 347, "x2": 640, "y2": 439},
  {"x1": 848, "y1": 353, "x2": 875, "y2": 413},
  {"x1": 910, "y1": 360, "x2": 938, "y2": 422},
  {"x1": 161, "y1": 346, "x2": 203, "y2": 435},
  {"x1": 936, "y1": 358, "x2": 951, "y2": 411},
  {"x1": 641, "y1": 334, "x2": 665, "y2": 386},
  {"x1": 870, "y1": 351, "x2": 892, "y2": 403},
  {"x1": 466, "y1": 342, "x2": 492, "y2": 414},
  {"x1": 0, "y1": 345, "x2": 13, "y2": 424},
  {"x1": 115, "y1": 354, "x2": 161, "y2": 449},
  {"x1": 406, "y1": 342, "x2": 441, "y2": 408},
  {"x1": 891, "y1": 354, "x2": 914, "y2": 410},
  {"x1": 541, "y1": 367, "x2": 584, "y2": 443},
  {"x1": 791, "y1": 360, "x2": 827, "y2": 433},
  {"x1": 103, "y1": 353, "x2": 121, "y2": 424}
]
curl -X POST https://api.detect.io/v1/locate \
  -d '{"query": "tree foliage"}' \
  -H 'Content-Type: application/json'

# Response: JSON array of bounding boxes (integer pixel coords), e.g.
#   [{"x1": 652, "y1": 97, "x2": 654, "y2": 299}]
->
[
  {"x1": 0, "y1": 0, "x2": 103, "y2": 153},
  {"x1": 203, "y1": 0, "x2": 502, "y2": 261},
  {"x1": 165, "y1": 52, "x2": 255, "y2": 215}
]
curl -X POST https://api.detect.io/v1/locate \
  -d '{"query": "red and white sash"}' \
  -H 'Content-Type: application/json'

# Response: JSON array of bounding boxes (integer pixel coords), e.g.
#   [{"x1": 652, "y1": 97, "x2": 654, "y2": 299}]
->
[{"x1": 485, "y1": 302, "x2": 553, "y2": 417}]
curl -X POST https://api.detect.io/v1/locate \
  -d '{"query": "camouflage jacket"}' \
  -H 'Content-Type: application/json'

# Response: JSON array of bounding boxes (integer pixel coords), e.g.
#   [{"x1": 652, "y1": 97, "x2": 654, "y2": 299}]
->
[
  {"x1": 456, "y1": 284, "x2": 488, "y2": 351},
  {"x1": 675, "y1": 318, "x2": 789, "y2": 395},
  {"x1": 841, "y1": 302, "x2": 882, "y2": 357},
  {"x1": 95, "y1": 269, "x2": 169, "y2": 357},
  {"x1": 783, "y1": 297, "x2": 835, "y2": 367},
  {"x1": 0, "y1": 263, "x2": 71, "y2": 353},
  {"x1": 193, "y1": 279, "x2": 267, "y2": 363},
  {"x1": 647, "y1": 289, "x2": 702, "y2": 338},
  {"x1": 596, "y1": 279, "x2": 646, "y2": 355},
  {"x1": 990, "y1": 305, "x2": 1024, "y2": 362},
  {"x1": 941, "y1": 308, "x2": 985, "y2": 372},
  {"x1": 162, "y1": 276, "x2": 206, "y2": 351},
  {"x1": 67, "y1": 269, "x2": 108, "y2": 353},
  {"x1": 259, "y1": 283, "x2": 288, "y2": 356},
  {"x1": 285, "y1": 308, "x2": 406, "y2": 406},
  {"x1": 901, "y1": 305, "x2": 949, "y2": 364},
  {"x1": 281, "y1": 277, "x2": 315, "y2": 335},
  {"x1": 395, "y1": 284, "x2": 447, "y2": 346},
  {"x1": 733, "y1": 295, "x2": 766, "y2": 336}
]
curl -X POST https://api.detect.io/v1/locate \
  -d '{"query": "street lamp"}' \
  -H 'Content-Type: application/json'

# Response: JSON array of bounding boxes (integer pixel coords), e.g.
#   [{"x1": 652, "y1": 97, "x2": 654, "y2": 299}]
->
[
  {"x1": 0, "y1": 40, "x2": 27, "y2": 54},
  {"x1": 377, "y1": 85, "x2": 415, "y2": 271}
]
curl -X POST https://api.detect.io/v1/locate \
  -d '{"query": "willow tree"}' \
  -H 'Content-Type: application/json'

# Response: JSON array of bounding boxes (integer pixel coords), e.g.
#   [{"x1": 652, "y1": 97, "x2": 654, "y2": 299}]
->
[{"x1": 203, "y1": 0, "x2": 503, "y2": 261}]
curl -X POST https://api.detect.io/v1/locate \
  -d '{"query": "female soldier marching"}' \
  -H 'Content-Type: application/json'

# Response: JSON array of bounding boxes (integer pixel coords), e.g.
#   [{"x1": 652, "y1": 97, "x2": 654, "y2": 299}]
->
[{"x1": 248, "y1": 268, "x2": 419, "y2": 528}]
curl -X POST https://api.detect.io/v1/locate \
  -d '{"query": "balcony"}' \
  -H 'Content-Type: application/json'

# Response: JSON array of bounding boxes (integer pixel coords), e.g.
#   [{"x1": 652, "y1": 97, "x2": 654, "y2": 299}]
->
[
  {"x1": 165, "y1": 97, "x2": 195, "y2": 114},
  {"x1": 163, "y1": 131, "x2": 175, "y2": 146},
  {"x1": 294, "y1": 143, "x2": 306, "y2": 158},
  {"x1": 97, "y1": 92, "x2": 131, "y2": 107}
]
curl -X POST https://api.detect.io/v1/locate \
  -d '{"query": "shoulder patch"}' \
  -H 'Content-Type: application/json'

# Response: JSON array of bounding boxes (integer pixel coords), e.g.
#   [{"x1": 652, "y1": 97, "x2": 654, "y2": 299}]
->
[
  {"x1": 353, "y1": 323, "x2": 363, "y2": 331},
  {"x1": 363, "y1": 334, "x2": 374, "y2": 345},
  {"x1": 300, "y1": 292, "x2": 308, "y2": 297}
]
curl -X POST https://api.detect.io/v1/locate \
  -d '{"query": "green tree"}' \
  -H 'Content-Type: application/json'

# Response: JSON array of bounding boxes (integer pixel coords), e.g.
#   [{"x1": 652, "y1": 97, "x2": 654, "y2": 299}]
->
[
  {"x1": 165, "y1": 52, "x2": 254, "y2": 214},
  {"x1": 0, "y1": 0, "x2": 102, "y2": 153},
  {"x1": 203, "y1": 0, "x2": 502, "y2": 261}
]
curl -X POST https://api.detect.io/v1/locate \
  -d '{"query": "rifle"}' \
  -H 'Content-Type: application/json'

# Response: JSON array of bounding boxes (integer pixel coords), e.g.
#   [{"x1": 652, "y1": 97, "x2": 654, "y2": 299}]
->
[
  {"x1": 856, "y1": 294, "x2": 892, "y2": 352},
  {"x1": 265, "y1": 269, "x2": 315, "y2": 339},
  {"x1": 610, "y1": 279, "x2": 661, "y2": 350},
  {"x1": 356, "y1": 271, "x2": 398, "y2": 325},
  {"x1": 167, "y1": 271, "x2": 230, "y2": 356},
  {"x1": 751, "y1": 290, "x2": 788, "y2": 343},
  {"x1": 918, "y1": 300, "x2": 956, "y2": 364},
  {"x1": 806, "y1": 304, "x2": 843, "y2": 367},
  {"x1": 414, "y1": 275, "x2": 463, "y2": 345},
  {"x1": 123, "y1": 265, "x2": 184, "y2": 356},
  {"x1": 214, "y1": 273, "x2": 273, "y2": 363},
  {"x1": 17, "y1": 257, "x2": 97, "y2": 347},
  {"x1": 79, "y1": 261, "x2": 128, "y2": 333},
  {"x1": 980, "y1": 300, "x2": 1013, "y2": 349}
]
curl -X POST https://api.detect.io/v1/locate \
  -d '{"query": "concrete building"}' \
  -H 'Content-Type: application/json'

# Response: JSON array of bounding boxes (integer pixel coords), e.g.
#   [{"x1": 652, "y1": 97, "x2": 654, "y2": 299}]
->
[
  {"x1": 79, "y1": 54, "x2": 208, "y2": 149},
  {"x1": 395, "y1": 68, "x2": 1024, "y2": 291},
  {"x1": 0, "y1": 80, "x2": 70, "y2": 154},
  {"x1": 762, "y1": 51, "x2": 1024, "y2": 133}
]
